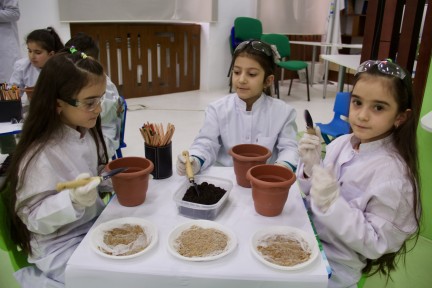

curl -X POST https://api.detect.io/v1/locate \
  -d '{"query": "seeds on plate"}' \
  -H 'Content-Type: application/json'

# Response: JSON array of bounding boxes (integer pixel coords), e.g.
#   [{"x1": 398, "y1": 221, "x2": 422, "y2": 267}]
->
[
  {"x1": 175, "y1": 225, "x2": 228, "y2": 257},
  {"x1": 257, "y1": 234, "x2": 311, "y2": 266},
  {"x1": 100, "y1": 224, "x2": 148, "y2": 256}
]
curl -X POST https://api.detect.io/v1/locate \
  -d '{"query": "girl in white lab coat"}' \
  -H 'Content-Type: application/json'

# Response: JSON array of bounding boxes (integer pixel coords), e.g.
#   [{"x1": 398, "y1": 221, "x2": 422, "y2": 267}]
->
[
  {"x1": 177, "y1": 40, "x2": 299, "y2": 175},
  {"x1": 9, "y1": 26, "x2": 64, "y2": 96},
  {"x1": 65, "y1": 32, "x2": 123, "y2": 159},
  {"x1": 297, "y1": 60, "x2": 421, "y2": 288},
  {"x1": 1, "y1": 48, "x2": 109, "y2": 287}
]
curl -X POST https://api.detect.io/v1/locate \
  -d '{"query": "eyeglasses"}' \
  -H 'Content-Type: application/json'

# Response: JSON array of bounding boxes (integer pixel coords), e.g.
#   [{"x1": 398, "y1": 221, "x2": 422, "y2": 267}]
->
[
  {"x1": 234, "y1": 40, "x2": 273, "y2": 57},
  {"x1": 63, "y1": 94, "x2": 105, "y2": 112},
  {"x1": 356, "y1": 60, "x2": 407, "y2": 80}
]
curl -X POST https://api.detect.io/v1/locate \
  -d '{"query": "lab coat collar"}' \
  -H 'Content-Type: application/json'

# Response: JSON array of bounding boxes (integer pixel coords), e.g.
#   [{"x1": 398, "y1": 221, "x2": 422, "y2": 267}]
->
[
  {"x1": 56, "y1": 125, "x2": 90, "y2": 142},
  {"x1": 350, "y1": 134, "x2": 393, "y2": 153},
  {"x1": 234, "y1": 93, "x2": 266, "y2": 111}
]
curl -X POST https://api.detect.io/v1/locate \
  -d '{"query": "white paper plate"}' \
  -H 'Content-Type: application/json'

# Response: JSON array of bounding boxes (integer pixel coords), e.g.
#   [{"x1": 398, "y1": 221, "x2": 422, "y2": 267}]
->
[
  {"x1": 90, "y1": 217, "x2": 158, "y2": 259},
  {"x1": 167, "y1": 220, "x2": 237, "y2": 261},
  {"x1": 251, "y1": 226, "x2": 319, "y2": 271}
]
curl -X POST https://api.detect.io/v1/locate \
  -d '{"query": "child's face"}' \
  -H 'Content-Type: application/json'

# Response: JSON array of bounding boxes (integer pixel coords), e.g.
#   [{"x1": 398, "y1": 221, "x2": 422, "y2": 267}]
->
[
  {"x1": 57, "y1": 78, "x2": 107, "y2": 130},
  {"x1": 349, "y1": 77, "x2": 408, "y2": 143},
  {"x1": 232, "y1": 55, "x2": 273, "y2": 107},
  {"x1": 27, "y1": 41, "x2": 55, "y2": 69}
]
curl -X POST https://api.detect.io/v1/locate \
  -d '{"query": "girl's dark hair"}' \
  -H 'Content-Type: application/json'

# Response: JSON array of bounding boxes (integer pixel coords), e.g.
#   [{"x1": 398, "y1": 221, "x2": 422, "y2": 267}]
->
[
  {"x1": 65, "y1": 32, "x2": 100, "y2": 59},
  {"x1": 232, "y1": 41, "x2": 276, "y2": 95},
  {"x1": 353, "y1": 65, "x2": 421, "y2": 280},
  {"x1": 26, "y1": 26, "x2": 64, "y2": 53},
  {"x1": 0, "y1": 51, "x2": 109, "y2": 255}
]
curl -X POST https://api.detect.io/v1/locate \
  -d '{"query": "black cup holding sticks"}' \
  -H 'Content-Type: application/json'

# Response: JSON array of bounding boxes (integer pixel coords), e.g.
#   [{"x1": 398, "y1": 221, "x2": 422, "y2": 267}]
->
[{"x1": 145, "y1": 142, "x2": 173, "y2": 179}]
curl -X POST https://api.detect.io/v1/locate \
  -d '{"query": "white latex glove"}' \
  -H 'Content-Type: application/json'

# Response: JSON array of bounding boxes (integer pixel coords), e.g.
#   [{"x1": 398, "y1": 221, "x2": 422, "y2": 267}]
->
[
  {"x1": 69, "y1": 173, "x2": 101, "y2": 207},
  {"x1": 299, "y1": 126, "x2": 322, "y2": 177},
  {"x1": 176, "y1": 153, "x2": 201, "y2": 176},
  {"x1": 310, "y1": 165, "x2": 340, "y2": 213}
]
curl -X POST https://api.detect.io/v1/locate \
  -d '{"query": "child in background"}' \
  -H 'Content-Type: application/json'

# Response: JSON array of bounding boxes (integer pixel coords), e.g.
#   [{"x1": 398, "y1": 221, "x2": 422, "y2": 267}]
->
[
  {"x1": 1, "y1": 27, "x2": 64, "y2": 175},
  {"x1": 297, "y1": 60, "x2": 421, "y2": 287},
  {"x1": 176, "y1": 40, "x2": 298, "y2": 175},
  {"x1": 9, "y1": 26, "x2": 64, "y2": 104},
  {"x1": 65, "y1": 32, "x2": 123, "y2": 159},
  {"x1": 1, "y1": 48, "x2": 109, "y2": 287}
]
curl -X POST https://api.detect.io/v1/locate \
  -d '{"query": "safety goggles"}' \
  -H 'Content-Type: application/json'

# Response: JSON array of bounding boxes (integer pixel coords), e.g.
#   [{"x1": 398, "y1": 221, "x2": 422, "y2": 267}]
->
[
  {"x1": 234, "y1": 40, "x2": 273, "y2": 57},
  {"x1": 63, "y1": 94, "x2": 105, "y2": 112},
  {"x1": 356, "y1": 60, "x2": 407, "y2": 80}
]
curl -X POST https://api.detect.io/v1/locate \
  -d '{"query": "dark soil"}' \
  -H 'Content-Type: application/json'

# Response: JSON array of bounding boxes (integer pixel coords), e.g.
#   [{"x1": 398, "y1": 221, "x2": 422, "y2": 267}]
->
[{"x1": 182, "y1": 182, "x2": 226, "y2": 205}]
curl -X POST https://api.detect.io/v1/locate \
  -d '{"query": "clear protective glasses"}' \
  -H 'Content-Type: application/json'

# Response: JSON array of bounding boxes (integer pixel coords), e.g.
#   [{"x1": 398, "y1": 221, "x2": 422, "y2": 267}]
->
[
  {"x1": 234, "y1": 40, "x2": 273, "y2": 57},
  {"x1": 63, "y1": 94, "x2": 105, "y2": 112},
  {"x1": 356, "y1": 59, "x2": 407, "y2": 80}
]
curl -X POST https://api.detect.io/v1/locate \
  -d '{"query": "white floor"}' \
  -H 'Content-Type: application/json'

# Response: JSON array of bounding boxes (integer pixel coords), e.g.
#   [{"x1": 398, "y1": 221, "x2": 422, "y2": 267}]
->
[{"x1": 123, "y1": 79, "x2": 341, "y2": 163}]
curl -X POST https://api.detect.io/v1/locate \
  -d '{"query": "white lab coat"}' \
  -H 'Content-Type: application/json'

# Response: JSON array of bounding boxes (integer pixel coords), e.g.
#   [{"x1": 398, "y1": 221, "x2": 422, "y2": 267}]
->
[
  {"x1": 13, "y1": 125, "x2": 106, "y2": 288},
  {"x1": 297, "y1": 134, "x2": 418, "y2": 288},
  {"x1": 100, "y1": 76, "x2": 122, "y2": 159},
  {"x1": 0, "y1": 0, "x2": 21, "y2": 82},
  {"x1": 9, "y1": 58, "x2": 41, "y2": 108},
  {"x1": 189, "y1": 93, "x2": 299, "y2": 170}
]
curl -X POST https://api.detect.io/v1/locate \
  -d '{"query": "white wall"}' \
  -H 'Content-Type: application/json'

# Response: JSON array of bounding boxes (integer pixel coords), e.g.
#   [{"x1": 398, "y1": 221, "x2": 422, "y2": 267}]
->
[{"x1": 16, "y1": 0, "x2": 257, "y2": 92}]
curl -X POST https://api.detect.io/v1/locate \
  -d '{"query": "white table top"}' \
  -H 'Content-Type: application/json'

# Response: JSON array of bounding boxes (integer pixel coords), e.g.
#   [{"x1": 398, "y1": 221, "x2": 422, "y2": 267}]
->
[
  {"x1": 420, "y1": 111, "x2": 432, "y2": 132},
  {"x1": 320, "y1": 54, "x2": 361, "y2": 71},
  {"x1": 0, "y1": 122, "x2": 22, "y2": 135},
  {"x1": 65, "y1": 166, "x2": 329, "y2": 288},
  {"x1": 290, "y1": 41, "x2": 362, "y2": 49}
]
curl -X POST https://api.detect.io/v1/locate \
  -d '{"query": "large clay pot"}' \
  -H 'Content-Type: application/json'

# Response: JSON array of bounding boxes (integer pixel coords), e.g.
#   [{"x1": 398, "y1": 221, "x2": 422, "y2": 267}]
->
[
  {"x1": 105, "y1": 157, "x2": 154, "y2": 207},
  {"x1": 228, "y1": 144, "x2": 272, "y2": 188},
  {"x1": 246, "y1": 164, "x2": 296, "y2": 217}
]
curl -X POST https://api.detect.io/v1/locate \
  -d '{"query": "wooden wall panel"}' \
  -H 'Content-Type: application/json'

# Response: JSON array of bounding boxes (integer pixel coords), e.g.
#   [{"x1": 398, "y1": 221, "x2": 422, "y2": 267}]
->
[{"x1": 70, "y1": 23, "x2": 200, "y2": 98}]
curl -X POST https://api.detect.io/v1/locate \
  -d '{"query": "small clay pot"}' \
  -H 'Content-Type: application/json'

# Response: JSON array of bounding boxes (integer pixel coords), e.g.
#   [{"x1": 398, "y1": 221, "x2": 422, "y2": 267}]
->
[
  {"x1": 246, "y1": 164, "x2": 296, "y2": 217},
  {"x1": 228, "y1": 144, "x2": 272, "y2": 188},
  {"x1": 105, "y1": 157, "x2": 154, "y2": 207}
]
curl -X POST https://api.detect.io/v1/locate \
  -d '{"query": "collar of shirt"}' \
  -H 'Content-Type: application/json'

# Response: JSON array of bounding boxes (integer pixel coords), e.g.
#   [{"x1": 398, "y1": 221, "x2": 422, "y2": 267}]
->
[
  {"x1": 350, "y1": 134, "x2": 394, "y2": 154},
  {"x1": 234, "y1": 93, "x2": 266, "y2": 112}
]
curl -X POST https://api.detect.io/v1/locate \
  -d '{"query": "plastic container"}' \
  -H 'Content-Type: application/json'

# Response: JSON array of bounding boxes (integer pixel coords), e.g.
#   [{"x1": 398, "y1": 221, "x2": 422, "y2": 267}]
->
[{"x1": 173, "y1": 175, "x2": 233, "y2": 220}]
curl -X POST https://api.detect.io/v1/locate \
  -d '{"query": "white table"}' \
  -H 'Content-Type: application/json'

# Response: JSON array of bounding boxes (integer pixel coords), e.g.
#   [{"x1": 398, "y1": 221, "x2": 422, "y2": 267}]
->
[
  {"x1": 320, "y1": 54, "x2": 361, "y2": 98},
  {"x1": 290, "y1": 41, "x2": 362, "y2": 87},
  {"x1": 65, "y1": 166, "x2": 329, "y2": 288},
  {"x1": 0, "y1": 122, "x2": 23, "y2": 136}
]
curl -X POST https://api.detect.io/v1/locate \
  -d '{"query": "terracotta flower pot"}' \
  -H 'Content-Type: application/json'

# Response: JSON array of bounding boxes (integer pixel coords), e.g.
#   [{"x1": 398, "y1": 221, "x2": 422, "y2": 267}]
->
[
  {"x1": 105, "y1": 157, "x2": 154, "y2": 207},
  {"x1": 246, "y1": 164, "x2": 296, "y2": 217},
  {"x1": 228, "y1": 144, "x2": 272, "y2": 188}
]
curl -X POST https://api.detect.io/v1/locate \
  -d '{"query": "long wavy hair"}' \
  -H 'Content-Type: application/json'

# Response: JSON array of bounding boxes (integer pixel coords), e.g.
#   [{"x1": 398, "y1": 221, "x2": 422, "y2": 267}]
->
[
  {"x1": 0, "y1": 51, "x2": 109, "y2": 255},
  {"x1": 353, "y1": 65, "x2": 421, "y2": 281}
]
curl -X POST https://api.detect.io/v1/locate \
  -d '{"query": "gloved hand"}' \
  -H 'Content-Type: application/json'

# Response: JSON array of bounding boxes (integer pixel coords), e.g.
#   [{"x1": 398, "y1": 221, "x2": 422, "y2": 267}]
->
[
  {"x1": 69, "y1": 173, "x2": 101, "y2": 207},
  {"x1": 299, "y1": 126, "x2": 322, "y2": 177},
  {"x1": 176, "y1": 153, "x2": 201, "y2": 176},
  {"x1": 310, "y1": 165, "x2": 340, "y2": 213}
]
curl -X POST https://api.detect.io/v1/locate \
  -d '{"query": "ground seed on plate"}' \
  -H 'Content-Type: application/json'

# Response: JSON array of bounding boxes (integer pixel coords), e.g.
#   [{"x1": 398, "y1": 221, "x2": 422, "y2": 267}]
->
[{"x1": 175, "y1": 225, "x2": 228, "y2": 257}]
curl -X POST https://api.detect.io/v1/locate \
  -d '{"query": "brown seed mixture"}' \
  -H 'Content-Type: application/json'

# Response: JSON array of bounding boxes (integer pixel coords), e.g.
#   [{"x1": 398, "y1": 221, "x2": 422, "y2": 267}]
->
[
  {"x1": 100, "y1": 224, "x2": 148, "y2": 256},
  {"x1": 257, "y1": 234, "x2": 311, "y2": 266},
  {"x1": 175, "y1": 225, "x2": 228, "y2": 257}
]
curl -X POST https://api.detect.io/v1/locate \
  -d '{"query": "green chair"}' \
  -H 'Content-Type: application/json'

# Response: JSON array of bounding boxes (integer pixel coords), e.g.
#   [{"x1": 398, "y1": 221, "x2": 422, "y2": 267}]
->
[
  {"x1": 0, "y1": 184, "x2": 31, "y2": 271},
  {"x1": 261, "y1": 33, "x2": 311, "y2": 101},
  {"x1": 228, "y1": 17, "x2": 263, "y2": 92},
  {"x1": 234, "y1": 17, "x2": 263, "y2": 43}
]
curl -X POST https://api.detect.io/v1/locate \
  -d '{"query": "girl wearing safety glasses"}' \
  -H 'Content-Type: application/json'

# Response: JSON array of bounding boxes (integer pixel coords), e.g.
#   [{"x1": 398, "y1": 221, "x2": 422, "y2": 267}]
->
[
  {"x1": 297, "y1": 60, "x2": 421, "y2": 287},
  {"x1": 177, "y1": 40, "x2": 299, "y2": 176},
  {"x1": 1, "y1": 48, "x2": 109, "y2": 287}
]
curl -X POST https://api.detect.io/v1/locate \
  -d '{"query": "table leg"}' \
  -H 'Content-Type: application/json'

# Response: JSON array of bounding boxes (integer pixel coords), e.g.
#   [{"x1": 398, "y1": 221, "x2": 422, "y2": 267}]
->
[
  {"x1": 323, "y1": 60, "x2": 329, "y2": 99},
  {"x1": 310, "y1": 46, "x2": 316, "y2": 87},
  {"x1": 337, "y1": 66, "x2": 346, "y2": 92}
]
